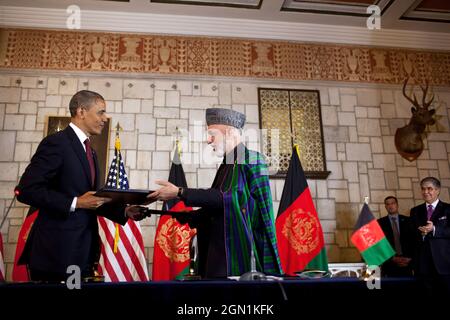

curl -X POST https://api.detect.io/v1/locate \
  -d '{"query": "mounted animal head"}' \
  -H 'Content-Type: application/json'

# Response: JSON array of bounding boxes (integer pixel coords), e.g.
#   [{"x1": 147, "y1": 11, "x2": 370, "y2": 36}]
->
[
  {"x1": 394, "y1": 77, "x2": 436, "y2": 161},
  {"x1": 403, "y1": 78, "x2": 435, "y2": 128}
]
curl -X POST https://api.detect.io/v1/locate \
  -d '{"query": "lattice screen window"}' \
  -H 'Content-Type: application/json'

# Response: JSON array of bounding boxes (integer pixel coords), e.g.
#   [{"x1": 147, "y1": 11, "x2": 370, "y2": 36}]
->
[{"x1": 258, "y1": 88, "x2": 329, "y2": 179}]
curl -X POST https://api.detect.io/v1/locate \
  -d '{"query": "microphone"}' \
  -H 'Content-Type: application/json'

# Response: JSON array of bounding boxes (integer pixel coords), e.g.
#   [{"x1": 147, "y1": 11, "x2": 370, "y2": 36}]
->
[
  {"x1": 188, "y1": 234, "x2": 199, "y2": 276},
  {"x1": 238, "y1": 250, "x2": 267, "y2": 281},
  {"x1": 0, "y1": 186, "x2": 20, "y2": 231},
  {"x1": 182, "y1": 234, "x2": 201, "y2": 280},
  {"x1": 238, "y1": 208, "x2": 267, "y2": 281}
]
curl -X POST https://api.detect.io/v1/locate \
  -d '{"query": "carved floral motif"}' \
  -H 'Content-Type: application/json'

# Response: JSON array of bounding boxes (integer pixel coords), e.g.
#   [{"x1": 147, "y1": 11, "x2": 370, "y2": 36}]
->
[{"x1": 0, "y1": 28, "x2": 448, "y2": 86}]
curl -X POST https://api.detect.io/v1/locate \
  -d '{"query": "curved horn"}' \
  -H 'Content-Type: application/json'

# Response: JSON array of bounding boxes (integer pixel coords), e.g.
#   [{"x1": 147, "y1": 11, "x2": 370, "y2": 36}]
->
[
  {"x1": 402, "y1": 77, "x2": 420, "y2": 108},
  {"x1": 420, "y1": 80, "x2": 435, "y2": 109}
]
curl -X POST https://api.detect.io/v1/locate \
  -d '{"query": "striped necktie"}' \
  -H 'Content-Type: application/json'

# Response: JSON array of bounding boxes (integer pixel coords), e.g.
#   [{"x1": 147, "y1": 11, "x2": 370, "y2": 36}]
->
[{"x1": 391, "y1": 216, "x2": 402, "y2": 255}]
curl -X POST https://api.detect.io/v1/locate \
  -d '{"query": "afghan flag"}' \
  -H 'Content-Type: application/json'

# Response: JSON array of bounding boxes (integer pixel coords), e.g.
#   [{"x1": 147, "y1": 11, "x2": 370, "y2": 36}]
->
[
  {"x1": 12, "y1": 207, "x2": 39, "y2": 281},
  {"x1": 152, "y1": 148, "x2": 196, "y2": 280},
  {"x1": 351, "y1": 203, "x2": 395, "y2": 266},
  {"x1": 276, "y1": 145, "x2": 328, "y2": 275}
]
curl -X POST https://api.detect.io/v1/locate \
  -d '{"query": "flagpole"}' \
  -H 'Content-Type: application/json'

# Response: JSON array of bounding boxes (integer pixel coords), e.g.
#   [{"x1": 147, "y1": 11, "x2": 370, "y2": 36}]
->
[
  {"x1": 114, "y1": 122, "x2": 122, "y2": 186},
  {"x1": 174, "y1": 126, "x2": 182, "y2": 164},
  {"x1": 113, "y1": 122, "x2": 123, "y2": 254},
  {"x1": 0, "y1": 189, "x2": 18, "y2": 231}
]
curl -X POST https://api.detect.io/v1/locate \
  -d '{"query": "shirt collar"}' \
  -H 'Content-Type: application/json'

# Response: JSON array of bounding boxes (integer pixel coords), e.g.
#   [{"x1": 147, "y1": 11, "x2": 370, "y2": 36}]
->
[
  {"x1": 389, "y1": 213, "x2": 399, "y2": 219},
  {"x1": 426, "y1": 199, "x2": 440, "y2": 210},
  {"x1": 69, "y1": 122, "x2": 89, "y2": 151}
]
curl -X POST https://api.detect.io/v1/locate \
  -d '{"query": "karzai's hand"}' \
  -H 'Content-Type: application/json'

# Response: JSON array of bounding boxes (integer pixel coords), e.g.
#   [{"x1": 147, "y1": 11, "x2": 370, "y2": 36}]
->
[
  {"x1": 148, "y1": 180, "x2": 178, "y2": 201},
  {"x1": 125, "y1": 205, "x2": 147, "y2": 221}
]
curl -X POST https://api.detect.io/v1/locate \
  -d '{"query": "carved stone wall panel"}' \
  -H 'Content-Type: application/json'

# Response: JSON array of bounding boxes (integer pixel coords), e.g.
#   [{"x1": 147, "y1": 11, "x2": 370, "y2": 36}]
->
[
  {"x1": 340, "y1": 48, "x2": 367, "y2": 82},
  {"x1": 369, "y1": 50, "x2": 394, "y2": 82},
  {"x1": 250, "y1": 42, "x2": 275, "y2": 77},
  {"x1": 0, "y1": 28, "x2": 449, "y2": 87},
  {"x1": 309, "y1": 45, "x2": 339, "y2": 81},
  {"x1": 423, "y1": 52, "x2": 449, "y2": 86},
  {"x1": 82, "y1": 34, "x2": 114, "y2": 71},
  {"x1": 8, "y1": 30, "x2": 45, "y2": 69},
  {"x1": 186, "y1": 39, "x2": 211, "y2": 74},
  {"x1": 117, "y1": 36, "x2": 144, "y2": 72},
  {"x1": 217, "y1": 40, "x2": 246, "y2": 76},
  {"x1": 151, "y1": 37, "x2": 178, "y2": 73},
  {"x1": 277, "y1": 43, "x2": 306, "y2": 80},
  {"x1": 0, "y1": 30, "x2": 12, "y2": 67},
  {"x1": 47, "y1": 33, "x2": 79, "y2": 69}
]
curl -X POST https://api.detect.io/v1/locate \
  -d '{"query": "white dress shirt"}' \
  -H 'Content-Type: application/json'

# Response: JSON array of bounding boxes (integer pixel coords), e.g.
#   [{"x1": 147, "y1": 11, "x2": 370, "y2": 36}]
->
[{"x1": 69, "y1": 122, "x2": 90, "y2": 212}]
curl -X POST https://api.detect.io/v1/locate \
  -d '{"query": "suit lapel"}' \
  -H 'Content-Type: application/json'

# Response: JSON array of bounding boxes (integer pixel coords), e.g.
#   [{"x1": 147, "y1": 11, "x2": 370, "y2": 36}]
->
[
  {"x1": 399, "y1": 215, "x2": 411, "y2": 239},
  {"x1": 65, "y1": 126, "x2": 93, "y2": 187},
  {"x1": 382, "y1": 217, "x2": 394, "y2": 243},
  {"x1": 399, "y1": 215, "x2": 407, "y2": 231},
  {"x1": 93, "y1": 149, "x2": 100, "y2": 190},
  {"x1": 418, "y1": 203, "x2": 428, "y2": 225},
  {"x1": 431, "y1": 201, "x2": 445, "y2": 221}
]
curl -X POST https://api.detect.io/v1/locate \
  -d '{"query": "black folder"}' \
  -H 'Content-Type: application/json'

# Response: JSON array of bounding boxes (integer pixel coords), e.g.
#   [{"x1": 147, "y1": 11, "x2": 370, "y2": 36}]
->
[{"x1": 95, "y1": 188, "x2": 154, "y2": 205}]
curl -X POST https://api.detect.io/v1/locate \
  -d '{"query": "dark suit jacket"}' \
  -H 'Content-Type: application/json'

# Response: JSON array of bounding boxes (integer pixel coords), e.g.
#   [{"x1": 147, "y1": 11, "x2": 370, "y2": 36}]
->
[
  {"x1": 378, "y1": 214, "x2": 415, "y2": 276},
  {"x1": 17, "y1": 125, "x2": 127, "y2": 275},
  {"x1": 410, "y1": 201, "x2": 450, "y2": 276}
]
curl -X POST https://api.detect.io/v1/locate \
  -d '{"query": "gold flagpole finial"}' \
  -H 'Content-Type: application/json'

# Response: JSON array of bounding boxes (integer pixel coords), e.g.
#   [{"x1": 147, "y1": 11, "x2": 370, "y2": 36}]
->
[
  {"x1": 174, "y1": 127, "x2": 182, "y2": 156},
  {"x1": 294, "y1": 144, "x2": 301, "y2": 159},
  {"x1": 175, "y1": 126, "x2": 180, "y2": 142},
  {"x1": 290, "y1": 127, "x2": 299, "y2": 153},
  {"x1": 115, "y1": 122, "x2": 123, "y2": 150},
  {"x1": 290, "y1": 127, "x2": 300, "y2": 157},
  {"x1": 115, "y1": 122, "x2": 123, "y2": 136}
]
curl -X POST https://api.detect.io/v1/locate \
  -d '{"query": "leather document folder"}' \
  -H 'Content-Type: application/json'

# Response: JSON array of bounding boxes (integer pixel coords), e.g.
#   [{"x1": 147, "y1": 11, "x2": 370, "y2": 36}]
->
[{"x1": 95, "y1": 188, "x2": 154, "y2": 205}]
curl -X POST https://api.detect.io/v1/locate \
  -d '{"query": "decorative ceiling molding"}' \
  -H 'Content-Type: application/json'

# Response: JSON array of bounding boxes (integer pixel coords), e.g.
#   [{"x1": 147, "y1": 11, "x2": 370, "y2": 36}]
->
[
  {"x1": 281, "y1": 0, "x2": 391, "y2": 17},
  {"x1": 0, "y1": 5, "x2": 449, "y2": 50},
  {"x1": 151, "y1": 0, "x2": 263, "y2": 9},
  {"x1": 1, "y1": 28, "x2": 448, "y2": 87},
  {"x1": 401, "y1": 0, "x2": 450, "y2": 23}
]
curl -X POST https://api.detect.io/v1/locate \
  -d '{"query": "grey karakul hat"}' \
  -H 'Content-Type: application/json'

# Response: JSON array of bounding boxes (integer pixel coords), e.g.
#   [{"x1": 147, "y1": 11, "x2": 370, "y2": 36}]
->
[{"x1": 205, "y1": 108, "x2": 246, "y2": 129}]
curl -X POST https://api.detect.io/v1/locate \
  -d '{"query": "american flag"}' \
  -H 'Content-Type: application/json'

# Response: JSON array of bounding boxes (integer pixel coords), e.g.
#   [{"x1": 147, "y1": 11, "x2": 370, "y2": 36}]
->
[
  {"x1": 0, "y1": 233, "x2": 5, "y2": 281},
  {"x1": 97, "y1": 139, "x2": 149, "y2": 282}
]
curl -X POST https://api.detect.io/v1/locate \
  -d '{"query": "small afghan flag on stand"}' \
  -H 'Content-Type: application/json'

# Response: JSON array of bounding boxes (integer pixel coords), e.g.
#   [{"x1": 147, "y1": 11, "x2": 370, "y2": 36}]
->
[
  {"x1": 12, "y1": 207, "x2": 39, "y2": 281},
  {"x1": 276, "y1": 145, "x2": 328, "y2": 276},
  {"x1": 152, "y1": 143, "x2": 196, "y2": 280},
  {"x1": 351, "y1": 203, "x2": 395, "y2": 266}
]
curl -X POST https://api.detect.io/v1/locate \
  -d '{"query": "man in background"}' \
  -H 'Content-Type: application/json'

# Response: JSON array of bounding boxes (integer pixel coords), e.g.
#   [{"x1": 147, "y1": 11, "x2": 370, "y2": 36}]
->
[
  {"x1": 410, "y1": 177, "x2": 450, "y2": 295},
  {"x1": 378, "y1": 196, "x2": 415, "y2": 277}
]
